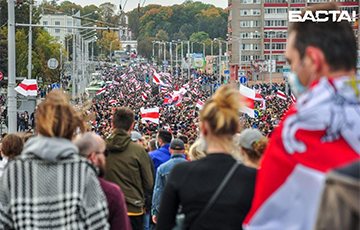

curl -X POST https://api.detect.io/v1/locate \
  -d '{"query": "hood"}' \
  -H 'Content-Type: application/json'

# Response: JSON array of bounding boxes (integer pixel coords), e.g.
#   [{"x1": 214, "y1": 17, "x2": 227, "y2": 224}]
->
[
  {"x1": 106, "y1": 129, "x2": 132, "y2": 153},
  {"x1": 22, "y1": 135, "x2": 78, "y2": 162}
]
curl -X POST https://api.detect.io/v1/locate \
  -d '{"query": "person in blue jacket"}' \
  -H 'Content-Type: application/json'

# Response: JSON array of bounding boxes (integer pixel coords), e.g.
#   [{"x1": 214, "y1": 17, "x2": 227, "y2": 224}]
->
[{"x1": 149, "y1": 130, "x2": 172, "y2": 173}]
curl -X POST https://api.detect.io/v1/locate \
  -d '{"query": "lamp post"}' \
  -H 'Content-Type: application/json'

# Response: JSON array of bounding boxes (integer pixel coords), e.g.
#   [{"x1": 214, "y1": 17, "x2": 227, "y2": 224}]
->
[
  {"x1": 28, "y1": 1, "x2": 32, "y2": 79},
  {"x1": 211, "y1": 40, "x2": 214, "y2": 56},
  {"x1": 181, "y1": 41, "x2": 184, "y2": 79},
  {"x1": 187, "y1": 40, "x2": 190, "y2": 79},
  {"x1": 214, "y1": 38, "x2": 222, "y2": 83},
  {"x1": 110, "y1": 39, "x2": 118, "y2": 62}
]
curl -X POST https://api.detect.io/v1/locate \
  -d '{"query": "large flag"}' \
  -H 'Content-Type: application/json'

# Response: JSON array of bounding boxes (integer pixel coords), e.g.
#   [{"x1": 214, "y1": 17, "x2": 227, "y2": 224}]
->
[
  {"x1": 109, "y1": 99, "x2": 116, "y2": 105},
  {"x1": 244, "y1": 76, "x2": 360, "y2": 230},
  {"x1": 239, "y1": 85, "x2": 255, "y2": 118},
  {"x1": 140, "y1": 107, "x2": 160, "y2": 124},
  {"x1": 163, "y1": 96, "x2": 173, "y2": 105},
  {"x1": 277, "y1": 90, "x2": 287, "y2": 100},
  {"x1": 96, "y1": 87, "x2": 106, "y2": 95},
  {"x1": 196, "y1": 99, "x2": 204, "y2": 110},
  {"x1": 14, "y1": 79, "x2": 38, "y2": 96}
]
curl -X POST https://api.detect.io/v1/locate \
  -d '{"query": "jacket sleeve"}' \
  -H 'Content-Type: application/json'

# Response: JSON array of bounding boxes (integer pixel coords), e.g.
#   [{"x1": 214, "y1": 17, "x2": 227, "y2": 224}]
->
[
  {"x1": 151, "y1": 167, "x2": 164, "y2": 216},
  {"x1": 82, "y1": 166, "x2": 110, "y2": 230},
  {"x1": 0, "y1": 166, "x2": 14, "y2": 229},
  {"x1": 139, "y1": 148, "x2": 154, "y2": 191},
  {"x1": 109, "y1": 185, "x2": 132, "y2": 230}
]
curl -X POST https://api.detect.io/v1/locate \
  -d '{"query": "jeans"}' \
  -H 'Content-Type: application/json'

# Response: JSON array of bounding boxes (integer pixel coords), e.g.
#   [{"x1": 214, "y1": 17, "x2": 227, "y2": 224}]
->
[
  {"x1": 19, "y1": 124, "x2": 25, "y2": 132},
  {"x1": 144, "y1": 213, "x2": 150, "y2": 230}
]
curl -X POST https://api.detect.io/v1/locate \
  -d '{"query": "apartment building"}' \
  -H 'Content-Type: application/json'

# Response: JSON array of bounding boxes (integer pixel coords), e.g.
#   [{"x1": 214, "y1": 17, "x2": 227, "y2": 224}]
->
[
  {"x1": 228, "y1": 0, "x2": 359, "y2": 80},
  {"x1": 39, "y1": 12, "x2": 81, "y2": 45}
]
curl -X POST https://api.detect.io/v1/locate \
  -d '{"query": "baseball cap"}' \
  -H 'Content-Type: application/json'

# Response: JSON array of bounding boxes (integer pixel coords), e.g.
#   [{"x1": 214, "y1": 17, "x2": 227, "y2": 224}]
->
[
  {"x1": 239, "y1": 129, "x2": 263, "y2": 150},
  {"x1": 130, "y1": 131, "x2": 142, "y2": 141},
  {"x1": 170, "y1": 138, "x2": 185, "y2": 150}
]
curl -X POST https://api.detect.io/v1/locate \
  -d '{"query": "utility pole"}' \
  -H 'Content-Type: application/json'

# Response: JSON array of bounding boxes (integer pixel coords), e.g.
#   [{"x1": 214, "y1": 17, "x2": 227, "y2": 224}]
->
[
  {"x1": 72, "y1": 10, "x2": 76, "y2": 99},
  {"x1": 187, "y1": 40, "x2": 190, "y2": 79},
  {"x1": 211, "y1": 40, "x2": 213, "y2": 56},
  {"x1": 27, "y1": 2, "x2": 32, "y2": 79},
  {"x1": 169, "y1": 42, "x2": 172, "y2": 76},
  {"x1": 270, "y1": 30, "x2": 273, "y2": 89},
  {"x1": 8, "y1": 0, "x2": 17, "y2": 133},
  {"x1": 163, "y1": 41, "x2": 166, "y2": 72},
  {"x1": 181, "y1": 41, "x2": 184, "y2": 79},
  {"x1": 218, "y1": 41, "x2": 222, "y2": 83}
]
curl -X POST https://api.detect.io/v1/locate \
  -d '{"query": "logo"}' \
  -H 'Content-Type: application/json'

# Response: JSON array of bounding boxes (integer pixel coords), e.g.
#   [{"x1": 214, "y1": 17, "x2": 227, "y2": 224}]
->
[{"x1": 289, "y1": 10, "x2": 357, "y2": 22}]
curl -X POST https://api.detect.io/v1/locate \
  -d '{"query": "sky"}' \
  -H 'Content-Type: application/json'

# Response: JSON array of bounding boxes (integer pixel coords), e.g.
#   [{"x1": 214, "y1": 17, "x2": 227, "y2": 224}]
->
[{"x1": 72, "y1": 0, "x2": 228, "y2": 12}]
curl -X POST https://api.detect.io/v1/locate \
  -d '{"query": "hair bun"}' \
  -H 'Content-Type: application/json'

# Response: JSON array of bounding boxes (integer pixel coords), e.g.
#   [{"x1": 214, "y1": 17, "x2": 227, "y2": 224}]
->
[{"x1": 212, "y1": 85, "x2": 241, "y2": 111}]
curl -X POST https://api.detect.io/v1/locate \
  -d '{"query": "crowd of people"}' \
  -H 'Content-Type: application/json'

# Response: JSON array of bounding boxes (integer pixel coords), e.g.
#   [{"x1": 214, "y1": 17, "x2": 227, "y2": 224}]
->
[{"x1": 0, "y1": 2, "x2": 359, "y2": 230}]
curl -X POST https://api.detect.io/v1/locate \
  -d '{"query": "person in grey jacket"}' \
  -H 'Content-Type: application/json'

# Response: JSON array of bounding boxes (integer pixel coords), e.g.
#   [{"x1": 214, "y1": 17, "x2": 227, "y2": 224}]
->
[{"x1": 0, "y1": 91, "x2": 109, "y2": 229}]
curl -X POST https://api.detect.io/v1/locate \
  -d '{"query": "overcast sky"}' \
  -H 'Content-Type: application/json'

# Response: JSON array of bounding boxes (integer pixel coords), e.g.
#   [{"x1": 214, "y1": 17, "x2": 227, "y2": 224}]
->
[{"x1": 72, "y1": 0, "x2": 228, "y2": 12}]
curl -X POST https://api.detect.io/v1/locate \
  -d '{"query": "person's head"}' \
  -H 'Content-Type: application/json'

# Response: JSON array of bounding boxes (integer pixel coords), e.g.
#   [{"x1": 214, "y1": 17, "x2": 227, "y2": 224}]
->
[
  {"x1": 149, "y1": 138, "x2": 157, "y2": 151},
  {"x1": 199, "y1": 85, "x2": 241, "y2": 153},
  {"x1": 73, "y1": 132, "x2": 106, "y2": 177},
  {"x1": 169, "y1": 138, "x2": 185, "y2": 154},
  {"x1": 1, "y1": 134, "x2": 24, "y2": 160},
  {"x1": 17, "y1": 132, "x2": 35, "y2": 143},
  {"x1": 189, "y1": 139, "x2": 206, "y2": 161},
  {"x1": 131, "y1": 131, "x2": 143, "y2": 145},
  {"x1": 156, "y1": 130, "x2": 172, "y2": 148},
  {"x1": 35, "y1": 91, "x2": 86, "y2": 140},
  {"x1": 239, "y1": 129, "x2": 268, "y2": 168},
  {"x1": 286, "y1": 2, "x2": 357, "y2": 97},
  {"x1": 112, "y1": 107, "x2": 135, "y2": 132}
]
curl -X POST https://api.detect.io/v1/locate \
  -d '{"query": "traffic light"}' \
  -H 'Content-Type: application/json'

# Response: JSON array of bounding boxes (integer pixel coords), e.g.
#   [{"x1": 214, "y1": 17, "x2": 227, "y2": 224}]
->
[{"x1": 213, "y1": 66, "x2": 216, "y2": 70}]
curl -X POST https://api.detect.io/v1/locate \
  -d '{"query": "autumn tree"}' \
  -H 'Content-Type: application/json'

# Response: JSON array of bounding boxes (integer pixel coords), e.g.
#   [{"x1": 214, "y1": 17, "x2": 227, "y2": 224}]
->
[
  {"x1": 155, "y1": 30, "x2": 169, "y2": 42},
  {"x1": 97, "y1": 30, "x2": 121, "y2": 57}
]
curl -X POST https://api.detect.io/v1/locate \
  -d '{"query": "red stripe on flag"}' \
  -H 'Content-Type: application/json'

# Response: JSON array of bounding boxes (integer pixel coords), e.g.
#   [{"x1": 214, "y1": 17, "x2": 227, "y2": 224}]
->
[
  {"x1": 18, "y1": 83, "x2": 37, "y2": 91},
  {"x1": 141, "y1": 112, "x2": 159, "y2": 119}
]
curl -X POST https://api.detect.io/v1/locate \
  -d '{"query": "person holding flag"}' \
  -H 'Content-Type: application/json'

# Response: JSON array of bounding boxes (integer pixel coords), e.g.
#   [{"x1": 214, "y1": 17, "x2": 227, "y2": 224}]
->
[{"x1": 244, "y1": 3, "x2": 360, "y2": 230}]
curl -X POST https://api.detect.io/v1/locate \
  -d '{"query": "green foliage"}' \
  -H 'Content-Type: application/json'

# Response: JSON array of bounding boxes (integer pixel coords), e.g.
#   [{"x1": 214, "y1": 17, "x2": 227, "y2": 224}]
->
[{"x1": 155, "y1": 30, "x2": 169, "y2": 41}]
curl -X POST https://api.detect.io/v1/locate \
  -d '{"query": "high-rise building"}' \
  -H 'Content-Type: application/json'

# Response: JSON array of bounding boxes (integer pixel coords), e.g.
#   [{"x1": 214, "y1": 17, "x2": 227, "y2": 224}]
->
[{"x1": 228, "y1": 0, "x2": 359, "y2": 80}]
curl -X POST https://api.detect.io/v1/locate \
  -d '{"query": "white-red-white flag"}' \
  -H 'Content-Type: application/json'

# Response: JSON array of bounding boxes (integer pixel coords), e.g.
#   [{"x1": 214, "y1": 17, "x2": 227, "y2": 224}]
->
[
  {"x1": 160, "y1": 86, "x2": 167, "y2": 92},
  {"x1": 183, "y1": 83, "x2": 190, "y2": 88},
  {"x1": 119, "y1": 91, "x2": 123, "y2": 98},
  {"x1": 129, "y1": 77, "x2": 136, "y2": 84},
  {"x1": 142, "y1": 92, "x2": 147, "y2": 101},
  {"x1": 120, "y1": 74, "x2": 127, "y2": 79},
  {"x1": 14, "y1": 79, "x2": 38, "y2": 96},
  {"x1": 196, "y1": 99, "x2": 204, "y2": 110},
  {"x1": 96, "y1": 87, "x2": 106, "y2": 95},
  {"x1": 277, "y1": 90, "x2": 287, "y2": 100},
  {"x1": 140, "y1": 107, "x2": 159, "y2": 124},
  {"x1": 291, "y1": 93, "x2": 296, "y2": 103},
  {"x1": 145, "y1": 82, "x2": 151, "y2": 88},
  {"x1": 109, "y1": 99, "x2": 116, "y2": 105},
  {"x1": 128, "y1": 67, "x2": 134, "y2": 73},
  {"x1": 265, "y1": 95, "x2": 275, "y2": 100},
  {"x1": 153, "y1": 71, "x2": 163, "y2": 85},
  {"x1": 192, "y1": 88, "x2": 199, "y2": 95},
  {"x1": 113, "y1": 81, "x2": 120, "y2": 85},
  {"x1": 135, "y1": 82, "x2": 141, "y2": 91},
  {"x1": 239, "y1": 85, "x2": 255, "y2": 118}
]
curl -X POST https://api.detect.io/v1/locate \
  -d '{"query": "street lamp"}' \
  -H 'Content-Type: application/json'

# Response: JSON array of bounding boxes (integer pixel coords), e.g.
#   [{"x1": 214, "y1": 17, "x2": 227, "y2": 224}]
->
[
  {"x1": 214, "y1": 38, "x2": 222, "y2": 83},
  {"x1": 227, "y1": 34, "x2": 242, "y2": 80}
]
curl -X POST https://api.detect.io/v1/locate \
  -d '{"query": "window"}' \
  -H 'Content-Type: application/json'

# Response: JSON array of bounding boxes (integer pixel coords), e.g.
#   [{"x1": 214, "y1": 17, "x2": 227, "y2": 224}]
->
[
  {"x1": 264, "y1": 43, "x2": 286, "y2": 50},
  {"x1": 253, "y1": 44, "x2": 260, "y2": 50},
  {"x1": 241, "y1": 55, "x2": 252, "y2": 62},
  {"x1": 240, "y1": 21, "x2": 251, "y2": 27},
  {"x1": 265, "y1": 20, "x2": 287, "y2": 27},
  {"x1": 253, "y1": 9, "x2": 261, "y2": 15},
  {"x1": 277, "y1": 8, "x2": 287, "y2": 14},
  {"x1": 264, "y1": 55, "x2": 286, "y2": 62},
  {"x1": 253, "y1": 55, "x2": 260, "y2": 60},
  {"x1": 265, "y1": 8, "x2": 276, "y2": 14},
  {"x1": 55, "y1": 21, "x2": 60, "y2": 25},
  {"x1": 253, "y1": 21, "x2": 261, "y2": 27},
  {"x1": 242, "y1": 44, "x2": 252, "y2": 50},
  {"x1": 240, "y1": 9, "x2": 251, "y2": 16},
  {"x1": 55, "y1": 29, "x2": 60, "y2": 33},
  {"x1": 43, "y1": 21, "x2": 48, "y2": 25},
  {"x1": 264, "y1": 31, "x2": 287, "y2": 39},
  {"x1": 265, "y1": 0, "x2": 287, "y2": 3},
  {"x1": 290, "y1": 0, "x2": 305, "y2": 2},
  {"x1": 290, "y1": 7, "x2": 305, "y2": 11},
  {"x1": 67, "y1": 21, "x2": 72, "y2": 33},
  {"x1": 241, "y1": 0, "x2": 260, "y2": 4}
]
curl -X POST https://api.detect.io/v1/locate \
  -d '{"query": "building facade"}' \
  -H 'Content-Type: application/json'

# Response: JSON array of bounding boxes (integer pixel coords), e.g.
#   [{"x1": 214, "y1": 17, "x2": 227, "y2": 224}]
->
[
  {"x1": 39, "y1": 13, "x2": 80, "y2": 45},
  {"x1": 228, "y1": 0, "x2": 359, "y2": 80}
]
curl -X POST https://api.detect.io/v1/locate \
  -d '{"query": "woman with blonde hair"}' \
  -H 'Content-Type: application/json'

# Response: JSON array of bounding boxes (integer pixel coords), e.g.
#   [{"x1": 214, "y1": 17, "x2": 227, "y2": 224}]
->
[
  {"x1": 188, "y1": 139, "x2": 206, "y2": 161},
  {"x1": 0, "y1": 91, "x2": 109, "y2": 229},
  {"x1": 156, "y1": 85, "x2": 257, "y2": 230}
]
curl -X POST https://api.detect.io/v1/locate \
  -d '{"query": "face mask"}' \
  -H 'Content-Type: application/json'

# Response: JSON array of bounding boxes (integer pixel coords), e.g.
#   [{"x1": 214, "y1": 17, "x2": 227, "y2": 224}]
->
[
  {"x1": 288, "y1": 71, "x2": 306, "y2": 97},
  {"x1": 200, "y1": 135, "x2": 207, "y2": 152}
]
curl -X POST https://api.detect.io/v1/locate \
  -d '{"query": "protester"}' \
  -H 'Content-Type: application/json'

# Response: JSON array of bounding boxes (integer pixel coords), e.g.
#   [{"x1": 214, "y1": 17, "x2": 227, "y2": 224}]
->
[
  {"x1": 0, "y1": 133, "x2": 23, "y2": 161},
  {"x1": 0, "y1": 91, "x2": 109, "y2": 229},
  {"x1": 105, "y1": 107, "x2": 154, "y2": 230},
  {"x1": 238, "y1": 129, "x2": 268, "y2": 168},
  {"x1": 188, "y1": 139, "x2": 206, "y2": 161},
  {"x1": 74, "y1": 132, "x2": 131, "y2": 230},
  {"x1": 152, "y1": 139, "x2": 188, "y2": 224},
  {"x1": 131, "y1": 130, "x2": 156, "y2": 230},
  {"x1": 149, "y1": 130, "x2": 172, "y2": 173},
  {"x1": 156, "y1": 85, "x2": 257, "y2": 230},
  {"x1": 244, "y1": 3, "x2": 360, "y2": 230}
]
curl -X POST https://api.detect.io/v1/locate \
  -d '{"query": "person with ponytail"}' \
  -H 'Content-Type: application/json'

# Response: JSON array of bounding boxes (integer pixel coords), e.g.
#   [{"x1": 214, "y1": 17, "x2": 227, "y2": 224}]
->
[
  {"x1": 239, "y1": 129, "x2": 268, "y2": 168},
  {"x1": 156, "y1": 85, "x2": 257, "y2": 230}
]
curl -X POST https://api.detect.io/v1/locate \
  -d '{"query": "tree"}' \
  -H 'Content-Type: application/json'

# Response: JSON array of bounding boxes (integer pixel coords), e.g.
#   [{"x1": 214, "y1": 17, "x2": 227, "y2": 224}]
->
[
  {"x1": 138, "y1": 37, "x2": 156, "y2": 59},
  {"x1": 59, "y1": 3, "x2": 83, "y2": 16},
  {"x1": 99, "y1": 2, "x2": 116, "y2": 24},
  {"x1": 155, "y1": 30, "x2": 169, "y2": 41},
  {"x1": 97, "y1": 30, "x2": 121, "y2": 57},
  {"x1": 172, "y1": 31, "x2": 187, "y2": 41},
  {"x1": 180, "y1": 23, "x2": 194, "y2": 40},
  {"x1": 83, "y1": 5, "x2": 101, "y2": 21},
  {"x1": 189, "y1": 31, "x2": 209, "y2": 42}
]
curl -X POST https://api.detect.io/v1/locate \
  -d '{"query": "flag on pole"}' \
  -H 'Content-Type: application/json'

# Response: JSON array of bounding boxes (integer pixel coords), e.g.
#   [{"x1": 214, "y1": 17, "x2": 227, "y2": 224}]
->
[
  {"x1": 192, "y1": 88, "x2": 199, "y2": 95},
  {"x1": 140, "y1": 107, "x2": 160, "y2": 124},
  {"x1": 142, "y1": 92, "x2": 147, "y2": 101},
  {"x1": 120, "y1": 74, "x2": 127, "y2": 79},
  {"x1": 119, "y1": 91, "x2": 123, "y2": 98},
  {"x1": 85, "y1": 90, "x2": 90, "y2": 97},
  {"x1": 135, "y1": 82, "x2": 141, "y2": 91},
  {"x1": 265, "y1": 95, "x2": 275, "y2": 100},
  {"x1": 163, "y1": 96, "x2": 173, "y2": 105},
  {"x1": 14, "y1": 79, "x2": 38, "y2": 96},
  {"x1": 96, "y1": 87, "x2": 106, "y2": 95},
  {"x1": 277, "y1": 90, "x2": 287, "y2": 100},
  {"x1": 145, "y1": 82, "x2": 151, "y2": 88},
  {"x1": 160, "y1": 86, "x2": 167, "y2": 92},
  {"x1": 129, "y1": 77, "x2": 136, "y2": 83},
  {"x1": 183, "y1": 83, "x2": 190, "y2": 88},
  {"x1": 239, "y1": 85, "x2": 255, "y2": 118},
  {"x1": 196, "y1": 99, "x2": 204, "y2": 110},
  {"x1": 109, "y1": 99, "x2": 117, "y2": 105}
]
